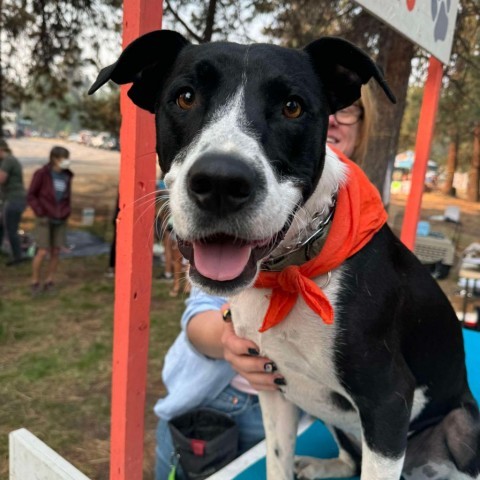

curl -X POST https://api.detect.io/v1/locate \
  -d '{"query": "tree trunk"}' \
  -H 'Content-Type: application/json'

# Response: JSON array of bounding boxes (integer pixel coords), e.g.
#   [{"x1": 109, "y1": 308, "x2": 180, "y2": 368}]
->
[
  {"x1": 202, "y1": 0, "x2": 218, "y2": 42},
  {"x1": 467, "y1": 124, "x2": 480, "y2": 202},
  {"x1": 442, "y1": 131, "x2": 459, "y2": 196},
  {"x1": 360, "y1": 28, "x2": 415, "y2": 205}
]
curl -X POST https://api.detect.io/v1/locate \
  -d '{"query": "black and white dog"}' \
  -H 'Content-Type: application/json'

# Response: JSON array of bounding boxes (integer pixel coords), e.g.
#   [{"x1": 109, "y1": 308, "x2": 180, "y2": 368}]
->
[{"x1": 90, "y1": 31, "x2": 480, "y2": 480}]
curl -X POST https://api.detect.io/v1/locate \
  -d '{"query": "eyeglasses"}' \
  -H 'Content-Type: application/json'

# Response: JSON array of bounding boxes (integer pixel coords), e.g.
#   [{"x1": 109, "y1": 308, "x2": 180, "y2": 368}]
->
[{"x1": 333, "y1": 105, "x2": 364, "y2": 126}]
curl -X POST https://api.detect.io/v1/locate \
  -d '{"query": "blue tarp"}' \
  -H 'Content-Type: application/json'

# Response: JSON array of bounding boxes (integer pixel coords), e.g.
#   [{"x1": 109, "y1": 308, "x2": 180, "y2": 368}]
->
[{"x1": 61, "y1": 229, "x2": 110, "y2": 258}]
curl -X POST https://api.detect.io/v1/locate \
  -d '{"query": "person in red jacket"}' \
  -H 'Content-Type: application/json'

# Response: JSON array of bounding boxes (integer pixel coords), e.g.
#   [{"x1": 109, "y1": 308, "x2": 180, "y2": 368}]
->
[{"x1": 27, "y1": 146, "x2": 73, "y2": 294}]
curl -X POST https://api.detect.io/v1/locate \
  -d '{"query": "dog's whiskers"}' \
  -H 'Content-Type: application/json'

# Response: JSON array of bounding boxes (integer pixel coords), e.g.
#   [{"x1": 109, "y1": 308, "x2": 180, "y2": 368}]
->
[
  {"x1": 122, "y1": 189, "x2": 164, "y2": 209},
  {"x1": 155, "y1": 201, "x2": 172, "y2": 239},
  {"x1": 131, "y1": 197, "x2": 168, "y2": 249}
]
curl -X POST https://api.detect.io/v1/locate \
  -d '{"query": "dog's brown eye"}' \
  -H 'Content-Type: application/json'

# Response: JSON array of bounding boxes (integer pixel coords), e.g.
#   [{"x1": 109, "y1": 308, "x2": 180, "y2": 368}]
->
[
  {"x1": 177, "y1": 89, "x2": 195, "y2": 110},
  {"x1": 283, "y1": 98, "x2": 303, "y2": 119}
]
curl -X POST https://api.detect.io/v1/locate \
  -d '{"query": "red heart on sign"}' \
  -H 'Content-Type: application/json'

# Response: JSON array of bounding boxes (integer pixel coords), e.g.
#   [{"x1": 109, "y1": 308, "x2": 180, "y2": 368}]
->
[{"x1": 406, "y1": 0, "x2": 416, "y2": 10}]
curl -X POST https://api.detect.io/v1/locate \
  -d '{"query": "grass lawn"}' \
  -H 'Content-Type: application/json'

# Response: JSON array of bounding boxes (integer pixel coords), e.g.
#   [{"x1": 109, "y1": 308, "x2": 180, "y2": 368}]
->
[{"x1": 0, "y1": 247, "x2": 187, "y2": 479}]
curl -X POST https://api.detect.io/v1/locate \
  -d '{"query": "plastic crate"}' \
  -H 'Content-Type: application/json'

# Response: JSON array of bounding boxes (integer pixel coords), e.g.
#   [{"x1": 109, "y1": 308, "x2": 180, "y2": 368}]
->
[{"x1": 414, "y1": 235, "x2": 455, "y2": 266}]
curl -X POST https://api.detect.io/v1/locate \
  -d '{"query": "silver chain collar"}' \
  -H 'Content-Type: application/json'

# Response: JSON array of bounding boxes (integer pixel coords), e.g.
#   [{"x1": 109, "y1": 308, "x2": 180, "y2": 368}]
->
[{"x1": 261, "y1": 194, "x2": 337, "y2": 271}]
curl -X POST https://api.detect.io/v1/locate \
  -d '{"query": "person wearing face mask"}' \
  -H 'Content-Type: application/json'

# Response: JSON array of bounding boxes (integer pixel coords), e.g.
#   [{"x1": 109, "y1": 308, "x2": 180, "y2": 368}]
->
[{"x1": 27, "y1": 146, "x2": 73, "y2": 294}]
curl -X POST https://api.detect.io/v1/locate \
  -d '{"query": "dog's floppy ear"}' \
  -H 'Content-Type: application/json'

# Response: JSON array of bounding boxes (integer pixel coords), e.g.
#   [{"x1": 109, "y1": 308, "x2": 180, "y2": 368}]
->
[
  {"x1": 304, "y1": 37, "x2": 396, "y2": 112},
  {"x1": 88, "y1": 30, "x2": 190, "y2": 113}
]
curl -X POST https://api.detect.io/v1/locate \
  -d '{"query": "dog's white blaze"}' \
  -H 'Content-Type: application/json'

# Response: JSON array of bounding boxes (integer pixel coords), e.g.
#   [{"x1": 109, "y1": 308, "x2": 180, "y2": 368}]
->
[{"x1": 165, "y1": 86, "x2": 301, "y2": 242}]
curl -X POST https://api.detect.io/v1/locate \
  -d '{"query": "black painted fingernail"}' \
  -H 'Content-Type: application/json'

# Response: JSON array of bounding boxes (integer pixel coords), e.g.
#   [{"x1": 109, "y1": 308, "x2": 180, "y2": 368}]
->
[
  {"x1": 222, "y1": 308, "x2": 232, "y2": 322},
  {"x1": 248, "y1": 348, "x2": 259, "y2": 356},
  {"x1": 264, "y1": 362, "x2": 277, "y2": 373},
  {"x1": 274, "y1": 377, "x2": 286, "y2": 386}
]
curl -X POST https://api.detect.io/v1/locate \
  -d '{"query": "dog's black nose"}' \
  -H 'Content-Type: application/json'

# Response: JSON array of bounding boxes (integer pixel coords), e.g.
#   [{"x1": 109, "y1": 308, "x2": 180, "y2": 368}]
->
[{"x1": 187, "y1": 153, "x2": 258, "y2": 215}]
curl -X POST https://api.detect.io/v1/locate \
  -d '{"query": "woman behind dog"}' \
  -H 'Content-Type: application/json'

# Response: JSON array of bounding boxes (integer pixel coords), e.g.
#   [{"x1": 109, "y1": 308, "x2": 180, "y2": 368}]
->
[
  {"x1": 154, "y1": 84, "x2": 376, "y2": 480},
  {"x1": 27, "y1": 146, "x2": 73, "y2": 295}
]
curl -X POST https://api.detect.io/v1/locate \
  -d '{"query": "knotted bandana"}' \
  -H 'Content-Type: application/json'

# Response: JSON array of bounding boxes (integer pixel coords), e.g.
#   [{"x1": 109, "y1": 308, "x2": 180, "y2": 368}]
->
[{"x1": 254, "y1": 148, "x2": 388, "y2": 332}]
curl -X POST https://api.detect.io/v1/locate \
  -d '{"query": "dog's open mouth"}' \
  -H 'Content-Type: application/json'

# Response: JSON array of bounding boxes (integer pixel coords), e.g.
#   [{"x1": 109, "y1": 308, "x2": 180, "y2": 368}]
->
[{"x1": 177, "y1": 231, "x2": 284, "y2": 286}]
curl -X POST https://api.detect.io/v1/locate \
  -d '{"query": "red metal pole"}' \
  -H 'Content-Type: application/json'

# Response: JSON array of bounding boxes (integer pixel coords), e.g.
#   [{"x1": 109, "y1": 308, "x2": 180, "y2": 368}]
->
[
  {"x1": 400, "y1": 56, "x2": 443, "y2": 250},
  {"x1": 110, "y1": 2, "x2": 162, "y2": 479}
]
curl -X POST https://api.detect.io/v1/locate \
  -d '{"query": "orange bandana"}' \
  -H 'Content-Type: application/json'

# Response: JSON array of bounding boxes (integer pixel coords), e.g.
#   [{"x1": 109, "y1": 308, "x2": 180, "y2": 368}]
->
[{"x1": 254, "y1": 148, "x2": 388, "y2": 332}]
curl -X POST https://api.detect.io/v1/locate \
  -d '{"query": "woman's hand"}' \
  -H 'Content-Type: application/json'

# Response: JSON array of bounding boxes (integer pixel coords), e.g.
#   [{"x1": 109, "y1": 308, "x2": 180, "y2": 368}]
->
[
  {"x1": 221, "y1": 320, "x2": 285, "y2": 392},
  {"x1": 186, "y1": 304, "x2": 286, "y2": 391}
]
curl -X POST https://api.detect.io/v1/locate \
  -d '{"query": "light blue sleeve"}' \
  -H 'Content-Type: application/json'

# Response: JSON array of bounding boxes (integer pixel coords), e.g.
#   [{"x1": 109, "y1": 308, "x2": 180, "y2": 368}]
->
[
  {"x1": 154, "y1": 287, "x2": 234, "y2": 421},
  {"x1": 180, "y1": 286, "x2": 227, "y2": 356},
  {"x1": 180, "y1": 286, "x2": 227, "y2": 328}
]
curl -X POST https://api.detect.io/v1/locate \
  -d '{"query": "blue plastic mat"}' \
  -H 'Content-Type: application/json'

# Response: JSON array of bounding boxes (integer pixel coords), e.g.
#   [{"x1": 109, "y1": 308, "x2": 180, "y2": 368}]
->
[{"x1": 234, "y1": 329, "x2": 480, "y2": 480}]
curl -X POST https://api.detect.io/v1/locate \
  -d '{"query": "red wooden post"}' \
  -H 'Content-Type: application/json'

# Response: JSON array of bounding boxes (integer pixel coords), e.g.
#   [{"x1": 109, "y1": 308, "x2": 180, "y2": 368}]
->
[
  {"x1": 400, "y1": 56, "x2": 443, "y2": 250},
  {"x1": 110, "y1": 2, "x2": 163, "y2": 479}
]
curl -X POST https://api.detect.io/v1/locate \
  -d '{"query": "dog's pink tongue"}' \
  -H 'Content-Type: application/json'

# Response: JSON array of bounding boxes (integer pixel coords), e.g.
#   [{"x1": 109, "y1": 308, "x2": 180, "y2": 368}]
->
[{"x1": 193, "y1": 241, "x2": 251, "y2": 281}]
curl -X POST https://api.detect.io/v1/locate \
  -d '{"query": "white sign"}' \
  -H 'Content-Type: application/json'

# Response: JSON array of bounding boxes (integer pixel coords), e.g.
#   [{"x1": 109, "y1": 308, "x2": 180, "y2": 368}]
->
[{"x1": 354, "y1": 0, "x2": 459, "y2": 64}]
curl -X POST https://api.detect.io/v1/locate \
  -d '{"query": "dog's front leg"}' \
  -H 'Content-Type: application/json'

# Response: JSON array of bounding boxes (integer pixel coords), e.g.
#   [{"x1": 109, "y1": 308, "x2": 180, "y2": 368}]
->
[
  {"x1": 259, "y1": 390, "x2": 300, "y2": 480},
  {"x1": 358, "y1": 387, "x2": 413, "y2": 480}
]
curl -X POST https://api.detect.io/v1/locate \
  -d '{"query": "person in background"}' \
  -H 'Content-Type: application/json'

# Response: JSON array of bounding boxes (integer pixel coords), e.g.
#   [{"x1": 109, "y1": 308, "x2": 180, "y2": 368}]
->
[
  {"x1": 154, "y1": 84, "x2": 377, "y2": 480},
  {"x1": 27, "y1": 146, "x2": 73, "y2": 295},
  {"x1": 156, "y1": 176, "x2": 189, "y2": 297},
  {"x1": 0, "y1": 138, "x2": 27, "y2": 266},
  {"x1": 155, "y1": 177, "x2": 173, "y2": 279},
  {"x1": 105, "y1": 193, "x2": 119, "y2": 279}
]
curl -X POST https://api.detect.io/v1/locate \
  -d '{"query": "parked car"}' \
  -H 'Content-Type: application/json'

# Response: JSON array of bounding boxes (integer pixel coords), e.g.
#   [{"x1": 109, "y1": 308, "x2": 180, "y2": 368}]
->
[
  {"x1": 79, "y1": 130, "x2": 93, "y2": 146},
  {"x1": 91, "y1": 132, "x2": 110, "y2": 148},
  {"x1": 101, "y1": 135, "x2": 120, "y2": 151},
  {"x1": 67, "y1": 132, "x2": 82, "y2": 143}
]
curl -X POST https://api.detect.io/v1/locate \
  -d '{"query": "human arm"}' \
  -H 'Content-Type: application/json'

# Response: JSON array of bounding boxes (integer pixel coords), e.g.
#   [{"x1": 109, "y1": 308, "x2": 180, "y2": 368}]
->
[
  {"x1": 0, "y1": 156, "x2": 10, "y2": 184},
  {"x1": 26, "y1": 170, "x2": 46, "y2": 217},
  {"x1": 186, "y1": 309, "x2": 226, "y2": 359}
]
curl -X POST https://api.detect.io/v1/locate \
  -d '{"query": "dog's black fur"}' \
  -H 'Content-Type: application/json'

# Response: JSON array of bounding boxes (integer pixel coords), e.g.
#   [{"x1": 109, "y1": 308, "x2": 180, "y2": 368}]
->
[{"x1": 90, "y1": 31, "x2": 480, "y2": 480}]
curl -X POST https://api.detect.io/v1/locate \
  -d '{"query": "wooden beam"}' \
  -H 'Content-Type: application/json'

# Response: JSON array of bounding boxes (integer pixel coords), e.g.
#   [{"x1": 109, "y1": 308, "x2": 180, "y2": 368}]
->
[
  {"x1": 110, "y1": 1, "x2": 163, "y2": 479},
  {"x1": 401, "y1": 56, "x2": 443, "y2": 250}
]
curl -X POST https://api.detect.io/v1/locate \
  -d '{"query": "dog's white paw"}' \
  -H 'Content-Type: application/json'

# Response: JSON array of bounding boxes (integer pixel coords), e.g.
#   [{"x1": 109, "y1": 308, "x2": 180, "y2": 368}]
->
[{"x1": 294, "y1": 455, "x2": 356, "y2": 479}]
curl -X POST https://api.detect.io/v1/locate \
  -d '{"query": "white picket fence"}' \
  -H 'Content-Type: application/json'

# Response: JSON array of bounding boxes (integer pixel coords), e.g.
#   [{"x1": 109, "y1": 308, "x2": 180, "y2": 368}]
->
[{"x1": 9, "y1": 429, "x2": 91, "y2": 480}]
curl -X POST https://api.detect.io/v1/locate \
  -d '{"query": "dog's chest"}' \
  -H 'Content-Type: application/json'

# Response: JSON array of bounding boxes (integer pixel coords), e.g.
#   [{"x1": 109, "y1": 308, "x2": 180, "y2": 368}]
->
[{"x1": 231, "y1": 267, "x2": 361, "y2": 433}]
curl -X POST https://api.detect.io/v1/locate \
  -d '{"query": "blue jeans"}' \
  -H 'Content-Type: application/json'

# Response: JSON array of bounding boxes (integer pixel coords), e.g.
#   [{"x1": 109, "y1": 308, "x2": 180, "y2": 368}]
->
[{"x1": 155, "y1": 385, "x2": 265, "y2": 480}]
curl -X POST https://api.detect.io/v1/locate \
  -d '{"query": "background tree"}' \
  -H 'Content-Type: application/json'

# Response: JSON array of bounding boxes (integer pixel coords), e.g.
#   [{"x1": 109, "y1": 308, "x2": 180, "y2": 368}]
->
[
  {"x1": 79, "y1": 89, "x2": 120, "y2": 136},
  {"x1": 0, "y1": 0, "x2": 122, "y2": 137},
  {"x1": 468, "y1": 124, "x2": 480, "y2": 202},
  {"x1": 163, "y1": 0, "x2": 258, "y2": 43}
]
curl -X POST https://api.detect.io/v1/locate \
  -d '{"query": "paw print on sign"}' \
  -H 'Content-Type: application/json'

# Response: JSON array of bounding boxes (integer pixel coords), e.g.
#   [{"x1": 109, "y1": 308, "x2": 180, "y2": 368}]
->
[{"x1": 431, "y1": 0, "x2": 451, "y2": 41}]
